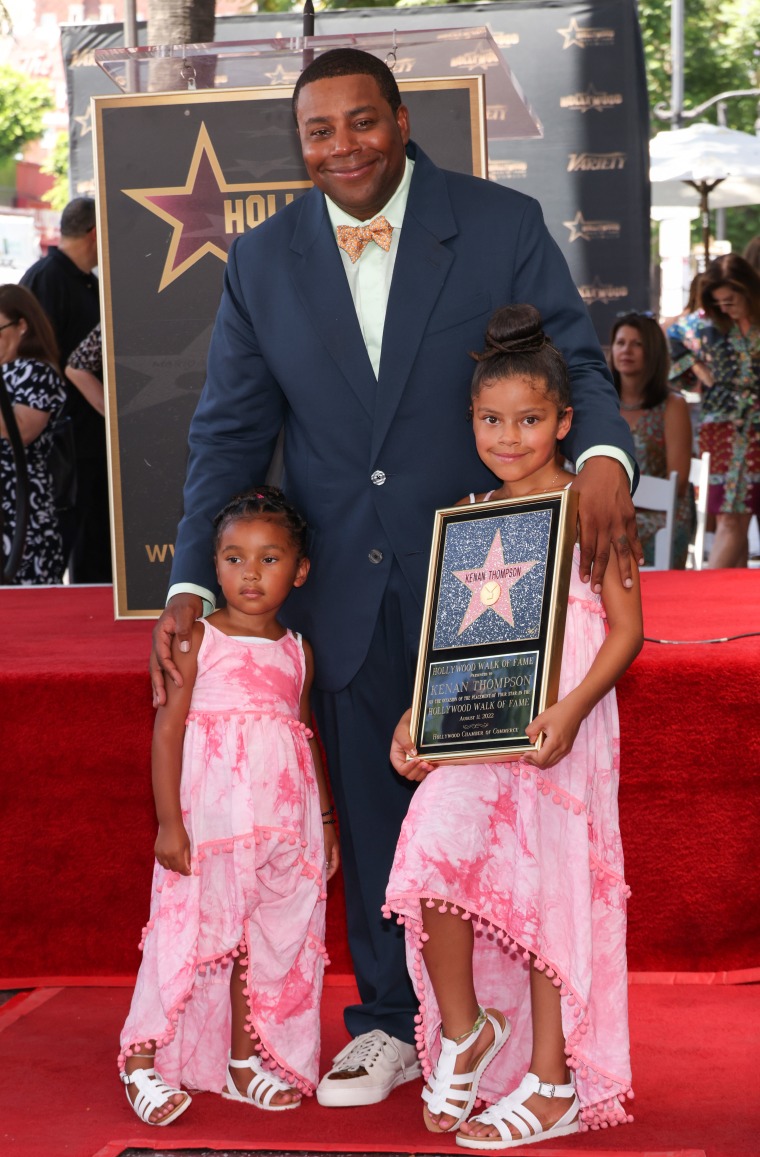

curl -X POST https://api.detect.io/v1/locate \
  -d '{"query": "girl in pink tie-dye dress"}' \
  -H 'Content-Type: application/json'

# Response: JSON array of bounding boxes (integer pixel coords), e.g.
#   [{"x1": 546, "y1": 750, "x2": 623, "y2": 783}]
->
[
  {"x1": 386, "y1": 305, "x2": 643, "y2": 1151},
  {"x1": 119, "y1": 487, "x2": 339, "y2": 1127}
]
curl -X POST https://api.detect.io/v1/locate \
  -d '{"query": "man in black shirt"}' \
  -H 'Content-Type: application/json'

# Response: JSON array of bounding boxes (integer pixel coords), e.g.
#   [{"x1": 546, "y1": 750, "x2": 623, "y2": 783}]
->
[{"x1": 22, "y1": 197, "x2": 111, "y2": 582}]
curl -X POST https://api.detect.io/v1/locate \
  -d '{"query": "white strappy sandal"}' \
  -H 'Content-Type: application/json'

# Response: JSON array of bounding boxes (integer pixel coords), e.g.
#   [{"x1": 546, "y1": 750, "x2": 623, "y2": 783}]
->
[
  {"x1": 456, "y1": 1071, "x2": 580, "y2": 1149},
  {"x1": 422, "y1": 1007, "x2": 510, "y2": 1134},
  {"x1": 120, "y1": 1064, "x2": 192, "y2": 1126},
  {"x1": 222, "y1": 1052, "x2": 302, "y2": 1111}
]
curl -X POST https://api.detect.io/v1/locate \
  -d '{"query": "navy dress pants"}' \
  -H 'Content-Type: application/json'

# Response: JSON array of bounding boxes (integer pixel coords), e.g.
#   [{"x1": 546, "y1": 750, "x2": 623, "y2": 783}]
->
[{"x1": 312, "y1": 561, "x2": 421, "y2": 1045}]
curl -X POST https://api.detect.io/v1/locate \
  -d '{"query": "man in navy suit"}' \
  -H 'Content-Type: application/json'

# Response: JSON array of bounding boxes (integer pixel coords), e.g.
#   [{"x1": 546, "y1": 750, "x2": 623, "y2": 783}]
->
[{"x1": 152, "y1": 49, "x2": 641, "y2": 1108}]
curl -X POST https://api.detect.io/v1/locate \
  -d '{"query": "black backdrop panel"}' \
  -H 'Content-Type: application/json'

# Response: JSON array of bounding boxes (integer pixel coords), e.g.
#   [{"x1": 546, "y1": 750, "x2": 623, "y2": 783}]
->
[{"x1": 64, "y1": 0, "x2": 650, "y2": 339}]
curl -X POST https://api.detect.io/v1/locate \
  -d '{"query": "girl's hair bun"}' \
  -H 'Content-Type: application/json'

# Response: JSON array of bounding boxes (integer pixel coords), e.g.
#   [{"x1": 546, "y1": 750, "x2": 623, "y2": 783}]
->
[
  {"x1": 476, "y1": 304, "x2": 548, "y2": 361},
  {"x1": 470, "y1": 303, "x2": 571, "y2": 409}
]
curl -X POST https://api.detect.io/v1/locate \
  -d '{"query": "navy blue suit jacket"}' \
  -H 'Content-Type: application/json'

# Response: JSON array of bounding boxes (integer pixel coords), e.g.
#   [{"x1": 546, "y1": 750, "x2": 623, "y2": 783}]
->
[{"x1": 172, "y1": 143, "x2": 635, "y2": 692}]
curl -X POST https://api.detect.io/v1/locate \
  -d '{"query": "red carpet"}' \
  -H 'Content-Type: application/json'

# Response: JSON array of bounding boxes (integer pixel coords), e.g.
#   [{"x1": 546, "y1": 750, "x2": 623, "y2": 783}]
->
[
  {"x1": 1, "y1": 978, "x2": 757, "y2": 1157},
  {"x1": 1, "y1": 570, "x2": 758, "y2": 983}
]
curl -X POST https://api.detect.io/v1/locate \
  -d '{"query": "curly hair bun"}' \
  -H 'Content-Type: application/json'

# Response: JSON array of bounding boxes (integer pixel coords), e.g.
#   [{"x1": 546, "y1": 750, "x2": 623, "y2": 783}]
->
[
  {"x1": 470, "y1": 303, "x2": 570, "y2": 409},
  {"x1": 477, "y1": 304, "x2": 547, "y2": 361}
]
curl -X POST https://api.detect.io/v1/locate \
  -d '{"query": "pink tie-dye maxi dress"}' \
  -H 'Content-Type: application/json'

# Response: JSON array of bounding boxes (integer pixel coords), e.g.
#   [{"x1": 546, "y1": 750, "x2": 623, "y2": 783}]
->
[
  {"x1": 385, "y1": 548, "x2": 633, "y2": 1131},
  {"x1": 119, "y1": 623, "x2": 328, "y2": 1096}
]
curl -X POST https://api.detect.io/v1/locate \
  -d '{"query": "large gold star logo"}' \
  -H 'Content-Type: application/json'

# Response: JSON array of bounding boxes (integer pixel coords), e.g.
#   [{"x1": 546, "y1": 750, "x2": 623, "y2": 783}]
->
[{"x1": 123, "y1": 123, "x2": 311, "y2": 292}]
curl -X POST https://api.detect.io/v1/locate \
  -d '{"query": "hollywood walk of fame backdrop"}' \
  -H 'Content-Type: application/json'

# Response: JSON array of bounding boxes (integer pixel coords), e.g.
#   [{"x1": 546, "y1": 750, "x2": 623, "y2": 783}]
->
[
  {"x1": 93, "y1": 77, "x2": 486, "y2": 616},
  {"x1": 410, "y1": 488, "x2": 578, "y2": 762}
]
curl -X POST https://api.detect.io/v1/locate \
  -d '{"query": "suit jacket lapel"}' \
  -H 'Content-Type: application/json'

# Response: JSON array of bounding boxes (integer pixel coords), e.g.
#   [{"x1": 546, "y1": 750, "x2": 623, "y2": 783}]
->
[
  {"x1": 371, "y1": 147, "x2": 458, "y2": 461},
  {"x1": 289, "y1": 187, "x2": 376, "y2": 418}
]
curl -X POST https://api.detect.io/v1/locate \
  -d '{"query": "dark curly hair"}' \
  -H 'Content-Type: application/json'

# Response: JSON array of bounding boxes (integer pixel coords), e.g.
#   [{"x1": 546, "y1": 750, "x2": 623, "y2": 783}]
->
[
  {"x1": 700, "y1": 253, "x2": 760, "y2": 332},
  {"x1": 212, "y1": 486, "x2": 309, "y2": 558},
  {"x1": 292, "y1": 47, "x2": 402, "y2": 122},
  {"x1": 470, "y1": 304, "x2": 571, "y2": 412}
]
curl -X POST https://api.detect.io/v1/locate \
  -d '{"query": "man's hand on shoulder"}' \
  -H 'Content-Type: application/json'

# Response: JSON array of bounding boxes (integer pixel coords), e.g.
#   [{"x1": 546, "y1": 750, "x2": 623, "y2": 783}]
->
[
  {"x1": 572, "y1": 458, "x2": 644, "y2": 593},
  {"x1": 150, "y1": 593, "x2": 204, "y2": 707}
]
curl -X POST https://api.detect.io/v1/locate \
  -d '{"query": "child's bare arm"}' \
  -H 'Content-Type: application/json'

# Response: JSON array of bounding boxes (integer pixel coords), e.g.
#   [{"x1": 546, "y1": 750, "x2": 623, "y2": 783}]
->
[
  {"x1": 300, "y1": 639, "x2": 339, "y2": 881},
  {"x1": 152, "y1": 623, "x2": 201, "y2": 874},
  {"x1": 524, "y1": 551, "x2": 643, "y2": 768}
]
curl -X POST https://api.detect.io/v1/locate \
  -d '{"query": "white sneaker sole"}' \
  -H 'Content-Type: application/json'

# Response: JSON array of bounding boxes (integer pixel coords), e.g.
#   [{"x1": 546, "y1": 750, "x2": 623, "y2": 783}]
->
[{"x1": 316, "y1": 1061, "x2": 422, "y2": 1107}]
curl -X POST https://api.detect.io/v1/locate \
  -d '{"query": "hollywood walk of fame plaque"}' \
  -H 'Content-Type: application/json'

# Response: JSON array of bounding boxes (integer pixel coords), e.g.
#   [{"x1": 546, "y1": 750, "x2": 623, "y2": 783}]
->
[{"x1": 410, "y1": 488, "x2": 578, "y2": 763}]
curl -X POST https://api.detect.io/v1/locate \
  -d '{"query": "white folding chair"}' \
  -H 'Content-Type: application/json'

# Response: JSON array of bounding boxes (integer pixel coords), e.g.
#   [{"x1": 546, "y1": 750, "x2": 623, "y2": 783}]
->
[
  {"x1": 749, "y1": 515, "x2": 760, "y2": 568},
  {"x1": 687, "y1": 451, "x2": 710, "y2": 571},
  {"x1": 634, "y1": 471, "x2": 678, "y2": 570}
]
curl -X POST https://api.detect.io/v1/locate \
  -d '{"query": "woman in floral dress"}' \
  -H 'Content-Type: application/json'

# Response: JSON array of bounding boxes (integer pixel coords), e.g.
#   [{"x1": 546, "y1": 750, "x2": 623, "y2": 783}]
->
[
  {"x1": 609, "y1": 312, "x2": 694, "y2": 567},
  {"x1": 668, "y1": 254, "x2": 760, "y2": 567}
]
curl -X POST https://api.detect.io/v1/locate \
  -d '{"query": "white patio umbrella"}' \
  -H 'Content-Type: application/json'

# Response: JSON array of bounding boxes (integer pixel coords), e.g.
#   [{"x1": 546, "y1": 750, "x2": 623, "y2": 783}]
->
[{"x1": 650, "y1": 122, "x2": 760, "y2": 260}]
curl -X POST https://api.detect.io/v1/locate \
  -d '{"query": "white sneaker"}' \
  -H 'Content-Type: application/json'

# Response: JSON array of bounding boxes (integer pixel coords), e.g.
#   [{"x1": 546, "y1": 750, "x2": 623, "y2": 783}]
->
[{"x1": 316, "y1": 1029, "x2": 422, "y2": 1107}]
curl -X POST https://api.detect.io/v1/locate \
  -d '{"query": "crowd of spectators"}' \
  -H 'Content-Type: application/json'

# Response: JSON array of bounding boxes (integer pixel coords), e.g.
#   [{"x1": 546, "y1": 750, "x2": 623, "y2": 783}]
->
[
  {"x1": 667, "y1": 251, "x2": 760, "y2": 568},
  {"x1": 1, "y1": 197, "x2": 757, "y2": 582}
]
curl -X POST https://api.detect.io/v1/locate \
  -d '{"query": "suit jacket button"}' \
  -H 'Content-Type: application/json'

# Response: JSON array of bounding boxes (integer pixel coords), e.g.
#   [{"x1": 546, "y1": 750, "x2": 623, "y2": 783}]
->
[
  {"x1": 371, "y1": 469, "x2": 386, "y2": 486},
  {"x1": 368, "y1": 549, "x2": 384, "y2": 564}
]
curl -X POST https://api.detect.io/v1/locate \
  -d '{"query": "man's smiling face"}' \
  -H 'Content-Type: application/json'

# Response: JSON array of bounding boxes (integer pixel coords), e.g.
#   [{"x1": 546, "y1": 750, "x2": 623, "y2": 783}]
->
[{"x1": 296, "y1": 73, "x2": 410, "y2": 221}]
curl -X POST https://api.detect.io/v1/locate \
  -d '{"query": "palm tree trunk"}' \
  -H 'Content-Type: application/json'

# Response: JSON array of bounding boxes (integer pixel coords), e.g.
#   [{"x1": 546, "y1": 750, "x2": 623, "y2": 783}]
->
[{"x1": 146, "y1": 0, "x2": 216, "y2": 91}]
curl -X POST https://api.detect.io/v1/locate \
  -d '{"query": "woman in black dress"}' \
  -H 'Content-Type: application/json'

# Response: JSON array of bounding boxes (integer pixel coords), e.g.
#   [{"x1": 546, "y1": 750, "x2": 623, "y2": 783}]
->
[{"x1": 0, "y1": 284, "x2": 67, "y2": 583}]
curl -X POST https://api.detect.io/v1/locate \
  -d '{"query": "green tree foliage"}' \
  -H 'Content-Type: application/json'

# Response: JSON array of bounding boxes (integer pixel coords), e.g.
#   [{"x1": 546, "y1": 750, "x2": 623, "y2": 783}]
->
[
  {"x1": 40, "y1": 133, "x2": 70, "y2": 213},
  {"x1": 638, "y1": 0, "x2": 760, "y2": 252},
  {"x1": 0, "y1": 65, "x2": 53, "y2": 164},
  {"x1": 638, "y1": 0, "x2": 760, "y2": 134}
]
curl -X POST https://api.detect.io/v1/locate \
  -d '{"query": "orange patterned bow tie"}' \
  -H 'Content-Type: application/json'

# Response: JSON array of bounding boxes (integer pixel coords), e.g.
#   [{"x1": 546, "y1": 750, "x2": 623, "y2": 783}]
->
[{"x1": 336, "y1": 215, "x2": 394, "y2": 263}]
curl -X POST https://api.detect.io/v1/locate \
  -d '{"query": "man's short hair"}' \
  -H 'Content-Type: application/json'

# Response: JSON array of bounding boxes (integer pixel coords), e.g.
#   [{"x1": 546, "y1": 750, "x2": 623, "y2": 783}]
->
[
  {"x1": 292, "y1": 48, "x2": 402, "y2": 122},
  {"x1": 60, "y1": 197, "x2": 97, "y2": 238}
]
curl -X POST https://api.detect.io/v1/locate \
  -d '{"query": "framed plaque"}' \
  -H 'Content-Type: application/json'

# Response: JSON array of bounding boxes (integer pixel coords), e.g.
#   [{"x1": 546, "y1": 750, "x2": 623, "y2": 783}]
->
[{"x1": 410, "y1": 488, "x2": 579, "y2": 763}]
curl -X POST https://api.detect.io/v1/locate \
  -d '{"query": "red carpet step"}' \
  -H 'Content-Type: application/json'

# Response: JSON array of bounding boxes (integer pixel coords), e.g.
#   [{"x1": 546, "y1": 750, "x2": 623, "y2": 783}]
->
[
  {"x1": 0, "y1": 979, "x2": 757, "y2": 1157},
  {"x1": 1, "y1": 571, "x2": 759, "y2": 984}
]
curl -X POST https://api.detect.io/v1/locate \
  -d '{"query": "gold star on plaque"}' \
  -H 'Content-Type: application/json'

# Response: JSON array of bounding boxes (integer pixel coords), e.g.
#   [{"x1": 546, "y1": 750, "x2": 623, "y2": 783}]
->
[{"x1": 453, "y1": 531, "x2": 538, "y2": 634}]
